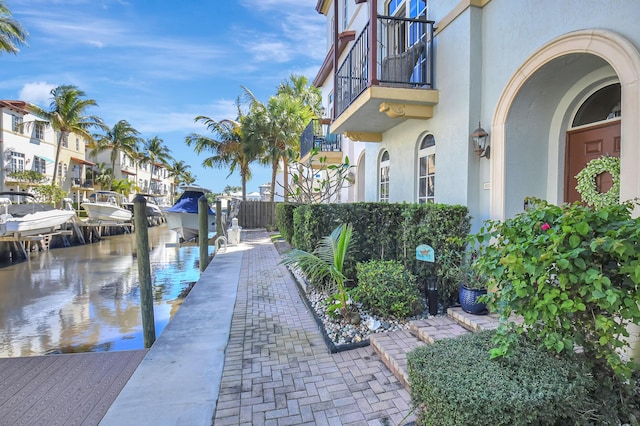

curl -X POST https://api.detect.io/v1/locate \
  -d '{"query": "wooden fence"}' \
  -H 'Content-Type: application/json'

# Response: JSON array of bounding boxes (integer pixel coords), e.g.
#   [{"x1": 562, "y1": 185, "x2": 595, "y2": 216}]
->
[{"x1": 236, "y1": 201, "x2": 276, "y2": 229}]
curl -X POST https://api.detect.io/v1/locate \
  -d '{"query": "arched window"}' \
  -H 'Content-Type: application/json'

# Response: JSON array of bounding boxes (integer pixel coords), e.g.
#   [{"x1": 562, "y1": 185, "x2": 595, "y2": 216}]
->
[
  {"x1": 417, "y1": 134, "x2": 435, "y2": 203},
  {"x1": 572, "y1": 83, "x2": 621, "y2": 127},
  {"x1": 379, "y1": 150, "x2": 390, "y2": 202}
]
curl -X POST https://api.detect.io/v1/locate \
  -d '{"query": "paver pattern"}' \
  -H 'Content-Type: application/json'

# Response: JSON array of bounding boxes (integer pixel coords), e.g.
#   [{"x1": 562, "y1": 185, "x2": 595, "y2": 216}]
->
[{"x1": 213, "y1": 231, "x2": 415, "y2": 426}]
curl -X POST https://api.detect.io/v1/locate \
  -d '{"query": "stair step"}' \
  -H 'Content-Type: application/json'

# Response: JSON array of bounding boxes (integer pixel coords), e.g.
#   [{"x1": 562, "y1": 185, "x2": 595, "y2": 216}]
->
[
  {"x1": 370, "y1": 330, "x2": 425, "y2": 389},
  {"x1": 409, "y1": 317, "x2": 471, "y2": 343},
  {"x1": 447, "y1": 307, "x2": 509, "y2": 332}
]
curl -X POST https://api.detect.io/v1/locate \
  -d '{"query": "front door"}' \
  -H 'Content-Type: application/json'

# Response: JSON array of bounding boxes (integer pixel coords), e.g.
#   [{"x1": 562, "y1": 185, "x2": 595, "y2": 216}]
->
[{"x1": 565, "y1": 120, "x2": 621, "y2": 204}]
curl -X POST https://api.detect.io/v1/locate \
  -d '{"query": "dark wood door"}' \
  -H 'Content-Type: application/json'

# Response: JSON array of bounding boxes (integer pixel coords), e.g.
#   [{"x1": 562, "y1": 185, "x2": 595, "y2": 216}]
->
[{"x1": 565, "y1": 121, "x2": 621, "y2": 204}]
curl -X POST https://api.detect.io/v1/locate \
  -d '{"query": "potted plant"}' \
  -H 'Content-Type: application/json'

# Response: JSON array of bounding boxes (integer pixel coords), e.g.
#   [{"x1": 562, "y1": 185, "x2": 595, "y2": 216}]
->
[{"x1": 457, "y1": 256, "x2": 488, "y2": 315}]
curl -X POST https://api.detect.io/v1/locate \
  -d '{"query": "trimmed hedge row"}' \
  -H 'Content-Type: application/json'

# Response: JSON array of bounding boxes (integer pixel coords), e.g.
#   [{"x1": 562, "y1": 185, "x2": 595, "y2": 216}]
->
[
  {"x1": 275, "y1": 202, "x2": 298, "y2": 243},
  {"x1": 407, "y1": 331, "x2": 594, "y2": 425},
  {"x1": 287, "y1": 202, "x2": 470, "y2": 303}
]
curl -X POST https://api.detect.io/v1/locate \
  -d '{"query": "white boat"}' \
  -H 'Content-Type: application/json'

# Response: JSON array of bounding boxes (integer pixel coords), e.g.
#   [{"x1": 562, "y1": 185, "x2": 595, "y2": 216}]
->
[
  {"x1": 81, "y1": 191, "x2": 133, "y2": 222},
  {"x1": 0, "y1": 192, "x2": 76, "y2": 237},
  {"x1": 122, "y1": 194, "x2": 164, "y2": 218},
  {"x1": 165, "y1": 186, "x2": 216, "y2": 241}
]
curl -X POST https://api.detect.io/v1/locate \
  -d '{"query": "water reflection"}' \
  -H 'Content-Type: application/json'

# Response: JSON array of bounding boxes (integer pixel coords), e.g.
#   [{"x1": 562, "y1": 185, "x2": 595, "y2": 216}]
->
[{"x1": 0, "y1": 224, "x2": 212, "y2": 357}]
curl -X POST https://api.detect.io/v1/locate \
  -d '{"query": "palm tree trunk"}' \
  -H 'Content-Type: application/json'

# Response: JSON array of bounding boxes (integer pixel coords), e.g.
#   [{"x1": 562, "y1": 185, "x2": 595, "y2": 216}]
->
[
  {"x1": 241, "y1": 174, "x2": 247, "y2": 201},
  {"x1": 52, "y1": 132, "x2": 65, "y2": 184},
  {"x1": 283, "y1": 158, "x2": 289, "y2": 203},
  {"x1": 270, "y1": 161, "x2": 278, "y2": 202}
]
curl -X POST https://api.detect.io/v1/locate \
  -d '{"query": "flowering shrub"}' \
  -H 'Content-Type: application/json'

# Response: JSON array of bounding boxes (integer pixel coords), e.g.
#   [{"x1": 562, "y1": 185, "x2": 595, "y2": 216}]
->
[{"x1": 473, "y1": 197, "x2": 640, "y2": 381}]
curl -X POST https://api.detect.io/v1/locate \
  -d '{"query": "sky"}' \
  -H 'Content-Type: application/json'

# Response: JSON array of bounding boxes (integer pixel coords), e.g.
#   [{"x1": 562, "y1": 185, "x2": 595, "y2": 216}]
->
[{"x1": 1, "y1": 0, "x2": 326, "y2": 194}]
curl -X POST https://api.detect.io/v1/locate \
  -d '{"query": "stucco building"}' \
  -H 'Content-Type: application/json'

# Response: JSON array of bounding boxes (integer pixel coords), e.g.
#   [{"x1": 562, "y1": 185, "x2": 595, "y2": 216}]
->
[{"x1": 312, "y1": 0, "x2": 640, "y2": 231}]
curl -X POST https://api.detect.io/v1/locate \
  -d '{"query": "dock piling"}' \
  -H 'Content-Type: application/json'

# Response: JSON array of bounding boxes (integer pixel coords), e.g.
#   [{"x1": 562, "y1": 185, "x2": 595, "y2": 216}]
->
[
  {"x1": 134, "y1": 195, "x2": 156, "y2": 348},
  {"x1": 198, "y1": 196, "x2": 209, "y2": 272}
]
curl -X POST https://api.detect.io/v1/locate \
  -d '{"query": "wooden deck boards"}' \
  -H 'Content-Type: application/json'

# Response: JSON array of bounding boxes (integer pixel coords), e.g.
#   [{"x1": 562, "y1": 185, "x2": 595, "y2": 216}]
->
[{"x1": 0, "y1": 350, "x2": 146, "y2": 425}]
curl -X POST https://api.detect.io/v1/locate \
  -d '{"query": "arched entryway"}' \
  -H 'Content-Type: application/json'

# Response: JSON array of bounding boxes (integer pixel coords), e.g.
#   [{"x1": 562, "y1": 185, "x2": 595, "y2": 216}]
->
[{"x1": 490, "y1": 29, "x2": 640, "y2": 220}]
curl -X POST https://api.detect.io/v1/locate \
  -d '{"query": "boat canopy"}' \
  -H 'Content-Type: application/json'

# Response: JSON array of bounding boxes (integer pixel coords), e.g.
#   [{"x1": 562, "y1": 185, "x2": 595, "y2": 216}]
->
[{"x1": 168, "y1": 190, "x2": 214, "y2": 215}]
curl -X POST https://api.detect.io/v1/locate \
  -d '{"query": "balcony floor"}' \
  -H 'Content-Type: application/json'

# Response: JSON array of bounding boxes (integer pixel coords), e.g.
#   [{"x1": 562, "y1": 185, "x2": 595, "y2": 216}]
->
[{"x1": 332, "y1": 86, "x2": 439, "y2": 141}]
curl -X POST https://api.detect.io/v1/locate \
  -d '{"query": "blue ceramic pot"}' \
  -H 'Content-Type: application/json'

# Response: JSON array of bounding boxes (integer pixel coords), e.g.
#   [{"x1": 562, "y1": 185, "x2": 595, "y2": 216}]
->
[{"x1": 459, "y1": 285, "x2": 488, "y2": 315}]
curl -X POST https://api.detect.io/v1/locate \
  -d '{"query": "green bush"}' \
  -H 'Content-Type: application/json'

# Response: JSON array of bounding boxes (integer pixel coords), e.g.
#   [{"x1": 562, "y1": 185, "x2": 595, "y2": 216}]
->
[
  {"x1": 473, "y1": 198, "x2": 640, "y2": 381},
  {"x1": 275, "y1": 202, "x2": 298, "y2": 243},
  {"x1": 407, "y1": 331, "x2": 595, "y2": 426},
  {"x1": 401, "y1": 203, "x2": 471, "y2": 306},
  {"x1": 354, "y1": 260, "x2": 424, "y2": 319},
  {"x1": 291, "y1": 202, "x2": 470, "y2": 291}
]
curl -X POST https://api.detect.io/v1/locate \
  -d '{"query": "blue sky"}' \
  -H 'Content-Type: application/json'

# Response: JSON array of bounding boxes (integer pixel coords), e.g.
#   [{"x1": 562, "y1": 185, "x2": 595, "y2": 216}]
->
[{"x1": 1, "y1": 0, "x2": 326, "y2": 194}]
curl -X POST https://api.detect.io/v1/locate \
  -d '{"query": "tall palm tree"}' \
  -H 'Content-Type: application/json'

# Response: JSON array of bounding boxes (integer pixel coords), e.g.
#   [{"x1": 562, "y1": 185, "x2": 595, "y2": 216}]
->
[
  {"x1": 166, "y1": 159, "x2": 191, "y2": 203},
  {"x1": 143, "y1": 136, "x2": 172, "y2": 193},
  {"x1": 94, "y1": 119, "x2": 142, "y2": 175},
  {"x1": 277, "y1": 74, "x2": 323, "y2": 117},
  {"x1": 243, "y1": 90, "x2": 313, "y2": 202},
  {"x1": 185, "y1": 100, "x2": 256, "y2": 201},
  {"x1": 0, "y1": 1, "x2": 28, "y2": 55},
  {"x1": 29, "y1": 85, "x2": 105, "y2": 184}
]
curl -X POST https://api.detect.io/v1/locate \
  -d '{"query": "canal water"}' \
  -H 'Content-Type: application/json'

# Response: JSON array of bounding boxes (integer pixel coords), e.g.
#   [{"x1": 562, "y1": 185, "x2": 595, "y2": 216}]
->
[{"x1": 0, "y1": 224, "x2": 212, "y2": 357}]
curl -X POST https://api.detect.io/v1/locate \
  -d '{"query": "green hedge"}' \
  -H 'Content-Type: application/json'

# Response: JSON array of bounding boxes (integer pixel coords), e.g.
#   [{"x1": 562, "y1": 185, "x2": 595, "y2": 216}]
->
[
  {"x1": 275, "y1": 203, "x2": 298, "y2": 243},
  {"x1": 407, "y1": 331, "x2": 594, "y2": 425},
  {"x1": 291, "y1": 202, "x2": 470, "y2": 293},
  {"x1": 401, "y1": 203, "x2": 470, "y2": 306},
  {"x1": 354, "y1": 260, "x2": 424, "y2": 319}
]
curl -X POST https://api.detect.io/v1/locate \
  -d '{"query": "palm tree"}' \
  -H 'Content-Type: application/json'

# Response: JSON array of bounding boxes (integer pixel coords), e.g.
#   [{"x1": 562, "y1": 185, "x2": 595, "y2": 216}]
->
[
  {"x1": 143, "y1": 136, "x2": 172, "y2": 193},
  {"x1": 94, "y1": 119, "x2": 142, "y2": 175},
  {"x1": 28, "y1": 85, "x2": 105, "y2": 184},
  {"x1": 166, "y1": 159, "x2": 191, "y2": 202},
  {"x1": 111, "y1": 177, "x2": 135, "y2": 198},
  {"x1": 243, "y1": 92, "x2": 313, "y2": 202},
  {"x1": 93, "y1": 163, "x2": 113, "y2": 190},
  {"x1": 0, "y1": 1, "x2": 28, "y2": 55},
  {"x1": 182, "y1": 170, "x2": 197, "y2": 185},
  {"x1": 280, "y1": 223, "x2": 357, "y2": 322},
  {"x1": 185, "y1": 100, "x2": 256, "y2": 201},
  {"x1": 277, "y1": 74, "x2": 323, "y2": 117}
]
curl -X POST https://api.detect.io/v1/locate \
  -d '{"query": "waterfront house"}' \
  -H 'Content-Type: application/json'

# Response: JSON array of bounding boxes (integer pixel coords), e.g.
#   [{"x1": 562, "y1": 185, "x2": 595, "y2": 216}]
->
[
  {"x1": 311, "y1": 0, "x2": 639, "y2": 226},
  {"x1": 0, "y1": 100, "x2": 95, "y2": 202}
]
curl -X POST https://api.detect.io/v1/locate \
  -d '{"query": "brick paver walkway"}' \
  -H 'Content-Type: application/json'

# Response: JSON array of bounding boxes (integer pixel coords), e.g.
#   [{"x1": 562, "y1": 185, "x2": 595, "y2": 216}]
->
[{"x1": 213, "y1": 230, "x2": 414, "y2": 426}]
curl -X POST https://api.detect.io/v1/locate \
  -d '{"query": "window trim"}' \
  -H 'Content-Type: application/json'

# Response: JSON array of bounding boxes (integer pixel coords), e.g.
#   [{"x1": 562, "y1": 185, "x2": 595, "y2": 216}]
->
[
  {"x1": 417, "y1": 134, "x2": 435, "y2": 204},
  {"x1": 379, "y1": 150, "x2": 390, "y2": 202}
]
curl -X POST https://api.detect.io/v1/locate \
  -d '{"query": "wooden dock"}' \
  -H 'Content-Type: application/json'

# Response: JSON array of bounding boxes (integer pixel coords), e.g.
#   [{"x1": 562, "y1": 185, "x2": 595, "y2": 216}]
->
[{"x1": 0, "y1": 350, "x2": 146, "y2": 425}]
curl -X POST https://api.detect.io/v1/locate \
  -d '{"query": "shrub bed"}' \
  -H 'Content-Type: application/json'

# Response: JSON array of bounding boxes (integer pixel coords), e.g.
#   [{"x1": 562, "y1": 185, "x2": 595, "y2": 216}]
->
[
  {"x1": 354, "y1": 259, "x2": 423, "y2": 318},
  {"x1": 291, "y1": 202, "x2": 470, "y2": 293},
  {"x1": 407, "y1": 331, "x2": 594, "y2": 425}
]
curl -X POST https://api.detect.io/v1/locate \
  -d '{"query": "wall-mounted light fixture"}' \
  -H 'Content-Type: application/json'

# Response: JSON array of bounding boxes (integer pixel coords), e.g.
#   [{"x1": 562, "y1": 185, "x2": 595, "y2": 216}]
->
[{"x1": 471, "y1": 122, "x2": 490, "y2": 159}]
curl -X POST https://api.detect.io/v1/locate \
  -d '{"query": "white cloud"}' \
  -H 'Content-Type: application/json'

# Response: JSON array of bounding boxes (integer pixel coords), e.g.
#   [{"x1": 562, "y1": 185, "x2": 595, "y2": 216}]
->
[
  {"x1": 101, "y1": 99, "x2": 239, "y2": 136},
  {"x1": 19, "y1": 82, "x2": 56, "y2": 106}
]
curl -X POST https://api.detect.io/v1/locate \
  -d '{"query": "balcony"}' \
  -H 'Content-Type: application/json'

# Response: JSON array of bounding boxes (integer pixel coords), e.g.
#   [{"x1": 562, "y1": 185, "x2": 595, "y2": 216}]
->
[
  {"x1": 299, "y1": 120, "x2": 343, "y2": 168},
  {"x1": 71, "y1": 178, "x2": 94, "y2": 189},
  {"x1": 331, "y1": 15, "x2": 439, "y2": 141}
]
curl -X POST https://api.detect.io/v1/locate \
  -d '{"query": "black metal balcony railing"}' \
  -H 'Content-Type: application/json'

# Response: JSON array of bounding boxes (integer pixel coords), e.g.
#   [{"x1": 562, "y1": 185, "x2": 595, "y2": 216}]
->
[
  {"x1": 72, "y1": 178, "x2": 93, "y2": 188},
  {"x1": 299, "y1": 120, "x2": 342, "y2": 160},
  {"x1": 336, "y1": 15, "x2": 435, "y2": 117}
]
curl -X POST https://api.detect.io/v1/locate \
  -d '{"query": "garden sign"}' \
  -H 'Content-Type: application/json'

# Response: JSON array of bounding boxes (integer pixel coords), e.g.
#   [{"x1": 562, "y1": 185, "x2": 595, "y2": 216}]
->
[{"x1": 416, "y1": 244, "x2": 435, "y2": 263}]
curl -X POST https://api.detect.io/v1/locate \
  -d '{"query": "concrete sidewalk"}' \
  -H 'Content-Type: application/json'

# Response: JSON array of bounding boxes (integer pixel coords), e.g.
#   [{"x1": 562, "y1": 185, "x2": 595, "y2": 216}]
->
[{"x1": 102, "y1": 230, "x2": 414, "y2": 425}]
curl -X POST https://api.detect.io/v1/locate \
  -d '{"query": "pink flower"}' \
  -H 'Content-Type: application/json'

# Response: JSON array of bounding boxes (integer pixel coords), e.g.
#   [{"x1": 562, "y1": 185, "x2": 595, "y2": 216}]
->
[{"x1": 541, "y1": 223, "x2": 551, "y2": 231}]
